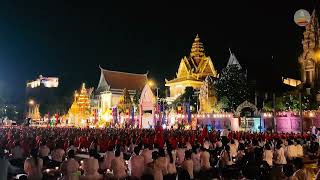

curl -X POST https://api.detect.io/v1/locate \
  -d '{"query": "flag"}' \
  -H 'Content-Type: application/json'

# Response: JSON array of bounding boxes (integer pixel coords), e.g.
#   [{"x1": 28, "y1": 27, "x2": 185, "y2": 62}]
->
[
  {"x1": 186, "y1": 102, "x2": 191, "y2": 123},
  {"x1": 131, "y1": 106, "x2": 135, "y2": 124},
  {"x1": 112, "y1": 107, "x2": 118, "y2": 124}
]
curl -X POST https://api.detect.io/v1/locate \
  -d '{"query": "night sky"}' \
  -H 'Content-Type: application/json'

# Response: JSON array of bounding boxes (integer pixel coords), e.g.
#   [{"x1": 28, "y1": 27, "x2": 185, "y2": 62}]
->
[{"x1": 0, "y1": 0, "x2": 315, "y2": 103}]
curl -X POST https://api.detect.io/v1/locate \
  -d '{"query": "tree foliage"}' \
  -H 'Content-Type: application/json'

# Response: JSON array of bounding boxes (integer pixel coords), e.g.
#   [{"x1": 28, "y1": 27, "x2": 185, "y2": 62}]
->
[
  {"x1": 215, "y1": 64, "x2": 250, "y2": 111},
  {"x1": 172, "y1": 87, "x2": 198, "y2": 113}
]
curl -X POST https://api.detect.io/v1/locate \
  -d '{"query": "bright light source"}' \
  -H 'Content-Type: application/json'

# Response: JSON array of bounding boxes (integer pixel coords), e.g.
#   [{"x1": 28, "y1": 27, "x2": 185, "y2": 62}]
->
[
  {"x1": 29, "y1": 100, "x2": 35, "y2": 105},
  {"x1": 148, "y1": 80, "x2": 154, "y2": 87}
]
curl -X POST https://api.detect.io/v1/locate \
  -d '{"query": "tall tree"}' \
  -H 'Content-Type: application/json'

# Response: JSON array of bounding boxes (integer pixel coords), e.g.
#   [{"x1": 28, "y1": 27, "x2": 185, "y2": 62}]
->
[{"x1": 215, "y1": 64, "x2": 250, "y2": 111}]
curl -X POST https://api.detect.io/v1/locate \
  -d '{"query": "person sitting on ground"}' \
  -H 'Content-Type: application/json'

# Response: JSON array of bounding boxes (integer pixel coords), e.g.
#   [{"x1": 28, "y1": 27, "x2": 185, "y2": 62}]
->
[
  {"x1": 141, "y1": 144, "x2": 153, "y2": 165},
  {"x1": 51, "y1": 142, "x2": 66, "y2": 167},
  {"x1": 24, "y1": 148, "x2": 43, "y2": 180},
  {"x1": 128, "y1": 146, "x2": 144, "y2": 179},
  {"x1": 102, "y1": 146, "x2": 115, "y2": 170},
  {"x1": 166, "y1": 145, "x2": 177, "y2": 180},
  {"x1": 182, "y1": 150, "x2": 194, "y2": 180},
  {"x1": 200, "y1": 146, "x2": 211, "y2": 170},
  {"x1": 80, "y1": 149, "x2": 102, "y2": 180},
  {"x1": 60, "y1": 150, "x2": 80, "y2": 180},
  {"x1": 295, "y1": 140, "x2": 304, "y2": 158},
  {"x1": 263, "y1": 143, "x2": 273, "y2": 167},
  {"x1": 110, "y1": 149, "x2": 127, "y2": 179},
  {"x1": 220, "y1": 145, "x2": 234, "y2": 168}
]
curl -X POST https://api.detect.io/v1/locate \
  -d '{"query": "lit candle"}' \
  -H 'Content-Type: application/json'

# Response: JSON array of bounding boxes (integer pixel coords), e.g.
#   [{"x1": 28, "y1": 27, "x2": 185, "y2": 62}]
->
[
  {"x1": 55, "y1": 167, "x2": 59, "y2": 170},
  {"x1": 46, "y1": 169, "x2": 50, "y2": 173}
]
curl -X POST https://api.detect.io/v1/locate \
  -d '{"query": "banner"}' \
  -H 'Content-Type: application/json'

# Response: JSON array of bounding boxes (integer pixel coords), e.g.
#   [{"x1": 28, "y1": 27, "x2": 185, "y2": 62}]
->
[
  {"x1": 186, "y1": 102, "x2": 191, "y2": 123},
  {"x1": 112, "y1": 107, "x2": 118, "y2": 124},
  {"x1": 131, "y1": 106, "x2": 135, "y2": 124}
]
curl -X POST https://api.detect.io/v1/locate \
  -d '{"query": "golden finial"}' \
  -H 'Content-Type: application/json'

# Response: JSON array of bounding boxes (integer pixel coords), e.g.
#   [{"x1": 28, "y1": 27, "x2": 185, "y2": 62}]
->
[{"x1": 190, "y1": 34, "x2": 205, "y2": 63}]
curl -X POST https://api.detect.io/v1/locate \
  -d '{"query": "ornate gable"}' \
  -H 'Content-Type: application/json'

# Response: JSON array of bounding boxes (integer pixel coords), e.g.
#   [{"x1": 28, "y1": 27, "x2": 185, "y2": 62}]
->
[
  {"x1": 140, "y1": 85, "x2": 156, "y2": 105},
  {"x1": 177, "y1": 58, "x2": 190, "y2": 78},
  {"x1": 198, "y1": 57, "x2": 217, "y2": 77}
]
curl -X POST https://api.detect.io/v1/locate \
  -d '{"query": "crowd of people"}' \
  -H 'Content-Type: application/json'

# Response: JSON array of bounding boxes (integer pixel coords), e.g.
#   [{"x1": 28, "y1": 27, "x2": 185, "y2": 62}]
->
[{"x1": 0, "y1": 125, "x2": 319, "y2": 179}]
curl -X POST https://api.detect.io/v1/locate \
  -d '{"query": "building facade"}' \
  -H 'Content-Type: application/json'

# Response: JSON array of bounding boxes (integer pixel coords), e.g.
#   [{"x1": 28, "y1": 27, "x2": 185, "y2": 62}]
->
[{"x1": 96, "y1": 67, "x2": 155, "y2": 127}]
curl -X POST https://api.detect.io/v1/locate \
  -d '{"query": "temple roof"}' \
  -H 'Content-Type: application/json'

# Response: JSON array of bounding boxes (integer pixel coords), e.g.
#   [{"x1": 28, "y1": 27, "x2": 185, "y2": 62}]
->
[
  {"x1": 227, "y1": 49, "x2": 242, "y2": 69},
  {"x1": 165, "y1": 76, "x2": 204, "y2": 85},
  {"x1": 97, "y1": 67, "x2": 148, "y2": 92}
]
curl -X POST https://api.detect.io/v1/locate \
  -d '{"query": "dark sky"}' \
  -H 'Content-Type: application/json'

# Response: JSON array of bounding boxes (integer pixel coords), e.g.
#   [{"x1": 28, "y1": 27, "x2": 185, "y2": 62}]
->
[{"x1": 0, "y1": 0, "x2": 315, "y2": 102}]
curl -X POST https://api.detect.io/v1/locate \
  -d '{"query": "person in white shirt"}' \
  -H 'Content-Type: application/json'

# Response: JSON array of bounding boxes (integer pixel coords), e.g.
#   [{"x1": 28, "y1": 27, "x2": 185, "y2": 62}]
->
[
  {"x1": 263, "y1": 144, "x2": 273, "y2": 167},
  {"x1": 176, "y1": 144, "x2": 185, "y2": 166},
  {"x1": 166, "y1": 145, "x2": 177, "y2": 178},
  {"x1": 286, "y1": 140, "x2": 297, "y2": 160},
  {"x1": 157, "y1": 149, "x2": 168, "y2": 177},
  {"x1": 274, "y1": 141, "x2": 287, "y2": 165},
  {"x1": 103, "y1": 146, "x2": 115, "y2": 170},
  {"x1": 295, "y1": 140, "x2": 304, "y2": 158},
  {"x1": 11, "y1": 141, "x2": 24, "y2": 160},
  {"x1": 140, "y1": 144, "x2": 153, "y2": 165},
  {"x1": 110, "y1": 149, "x2": 127, "y2": 179},
  {"x1": 60, "y1": 150, "x2": 79, "y2": 180},
  {"x1": 152, "y1": 151, "x2": 163, "y2": 180},
  {"x1": 191, "y1": 146, "x2": 201, "y2": 174},
  {"x1": 51, "y1": 143, "x2": 66, "y2": 163},
  {"x1": 220, "y1": 145, "x2": 234, "y2": 167},
  {"x1": 220, "y1": 129, "x2": 230, "y2": 146},
  {"x1": 39, "y1": 141, "x2": 50, "y2": 158},
  {"x1": 81, "y1": 149, "x2": 102, "y2": 180},
  {"x1": 200, "y1": 146, "x2": 211, "y2": 170},
  {"x1": 128, "y1": 146, "x2": 144, "y2": 179},
  {"x1": 182, "y1": 150, "x2": 194, "y2": 179},
  {"x1": 229, "y1": 139, "x2": 238, "y2": 158},
  {"x1": 24, "y1": 149, "x2": 43, "y2": 180}
]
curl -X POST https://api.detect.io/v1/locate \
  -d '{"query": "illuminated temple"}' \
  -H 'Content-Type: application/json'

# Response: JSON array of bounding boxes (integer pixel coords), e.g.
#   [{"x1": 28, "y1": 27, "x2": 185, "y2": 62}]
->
[{"x1": 165, "y1": 34, "x2": 218, "y2": 101}]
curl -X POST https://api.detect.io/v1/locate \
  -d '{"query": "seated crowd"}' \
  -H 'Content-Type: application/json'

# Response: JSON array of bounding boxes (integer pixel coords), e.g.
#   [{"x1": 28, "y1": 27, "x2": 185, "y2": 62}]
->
[{"x1": 0, "y1": 125, "x2": 319, "y2": 179}]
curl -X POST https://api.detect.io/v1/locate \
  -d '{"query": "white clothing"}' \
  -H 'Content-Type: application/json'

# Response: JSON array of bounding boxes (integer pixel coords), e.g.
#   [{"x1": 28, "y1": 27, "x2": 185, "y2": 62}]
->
[
  {"x1": 191, "y1": 153, "x2": 201, "y2": 172},
  {"x1": 274, "y1": 147, "x2": 287, "y2": 165},
  {"x1": 263, "y1": 150, "x2": 273, "y2": 166},
  {"x1": 296, "y1": 144, "x2": 304, "y2": 157},
  {"x1": 286, "y1": 145, "x2": 297, "y2": 160},
  {"x1": 221, "y1": 129, "x2": 229, "y2": 137}
]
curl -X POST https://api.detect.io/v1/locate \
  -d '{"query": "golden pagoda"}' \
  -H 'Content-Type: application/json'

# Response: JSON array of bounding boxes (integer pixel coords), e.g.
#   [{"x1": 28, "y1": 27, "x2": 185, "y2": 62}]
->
[
  {"x1": 165, "y1": 34, "x2": 218, "y2": 100},
  {"x1": 67, "y1": 83, "x2": 91, "y2": 126}
]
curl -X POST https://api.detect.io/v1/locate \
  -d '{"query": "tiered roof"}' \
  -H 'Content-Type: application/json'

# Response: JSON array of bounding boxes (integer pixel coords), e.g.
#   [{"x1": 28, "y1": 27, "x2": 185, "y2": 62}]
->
[
  {"x1": 166, "y1": 35, "x2": 217, "y2": 86},
  {"x1": 97, "y1": 67, "x2": 148, "y2": 93}
]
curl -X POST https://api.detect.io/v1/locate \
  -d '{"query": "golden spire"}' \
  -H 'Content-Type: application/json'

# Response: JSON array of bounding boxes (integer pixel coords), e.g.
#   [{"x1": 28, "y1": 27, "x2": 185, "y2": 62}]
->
[{"x1": 190, "y1": 34, "x2": 205, "y2": 65}]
